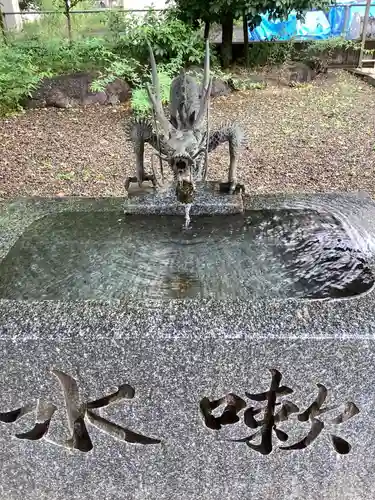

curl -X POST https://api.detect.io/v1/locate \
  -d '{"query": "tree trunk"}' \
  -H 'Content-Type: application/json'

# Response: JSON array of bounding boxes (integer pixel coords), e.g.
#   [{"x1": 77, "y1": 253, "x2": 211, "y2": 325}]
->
[
  {"x1": 221, "y1": 15, "x2": 233, "y2": 69},
  {"x1": 204, "y1": 20, "x2": 210, "y2": 40},
  {"x1": 0, "y1": 8, "x2": 7, "y2": 45},
  {"x1": 64, "y1": 4, "x2": 72, "y2": 43},
  {"x1": 243, "y1": 13, "x2": 249, "y2": 68}
]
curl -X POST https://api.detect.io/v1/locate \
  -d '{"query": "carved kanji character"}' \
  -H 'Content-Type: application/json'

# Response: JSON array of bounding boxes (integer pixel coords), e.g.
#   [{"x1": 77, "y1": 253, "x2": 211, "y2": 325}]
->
[
  {"x1": 280, "y1": 383, "x2": 359, "y2": 455},
  {"x1": 0, "y1": 369, "x2": 161, "y2": 452}
]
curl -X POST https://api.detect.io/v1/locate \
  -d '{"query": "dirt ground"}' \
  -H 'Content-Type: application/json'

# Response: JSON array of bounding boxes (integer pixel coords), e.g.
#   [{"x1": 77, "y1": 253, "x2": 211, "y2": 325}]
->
[{"x1": 1, "y1": 70, "x2": 375, "y2": 200}]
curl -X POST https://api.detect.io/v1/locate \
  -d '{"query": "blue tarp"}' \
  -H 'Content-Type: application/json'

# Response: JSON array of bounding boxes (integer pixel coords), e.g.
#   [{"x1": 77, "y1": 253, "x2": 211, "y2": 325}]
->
[{"x1": 248, "y1": 1, "x2": 375, "y2": 41}]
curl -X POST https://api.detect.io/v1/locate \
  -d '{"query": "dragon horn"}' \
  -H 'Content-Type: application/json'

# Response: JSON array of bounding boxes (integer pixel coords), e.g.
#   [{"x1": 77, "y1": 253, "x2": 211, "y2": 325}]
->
[
  {"x1": 193, "y1": 76, "x2": 212, "y2": 128},
  {"x1": 146, "y1": 41, "x2": 172, "y2": 135},
  {"x1": 193, "y1": 39, "x2": 212, "y2": 128}
]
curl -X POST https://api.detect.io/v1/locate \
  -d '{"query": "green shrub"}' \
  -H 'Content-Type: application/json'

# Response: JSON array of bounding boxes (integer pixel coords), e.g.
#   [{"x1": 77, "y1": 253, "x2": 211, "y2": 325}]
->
[
  {"x1": 107, "y1": 8, "x2": 208, "y2": 68},
  {"x1": 90, "y1": 9, "x2": 214, "y2": 113},
  {"x1": 9, "y1": 36, "x2": 116, "y2": 74},
  {"x1": 240, "y1": 36, "x2": 360, "y2": 69},
  {"x1": 130, "y1": 71, "x2": 172, "y2": 117},
  {"x1": 90, "y1": 57, "x2": 143, "y2": 92},
  {"x1": 0, "y1": 7, "x2": 218, "y2": 115},
  {"x1": 299, "y1": 36, "x2": 360, "y2": 70},
  {"x1": 0, "y1": 46, "x2": 51, "y2": 114},
  {"x1": 0, "y1": 36, "x2": 119, "y2": 113}
]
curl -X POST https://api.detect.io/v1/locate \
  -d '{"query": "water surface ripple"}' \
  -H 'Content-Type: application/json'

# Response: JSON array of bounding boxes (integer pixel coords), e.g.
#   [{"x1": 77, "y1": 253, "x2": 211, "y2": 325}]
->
[{"x1": 0, "y1": 209, "x2": 373, "y2": 300}]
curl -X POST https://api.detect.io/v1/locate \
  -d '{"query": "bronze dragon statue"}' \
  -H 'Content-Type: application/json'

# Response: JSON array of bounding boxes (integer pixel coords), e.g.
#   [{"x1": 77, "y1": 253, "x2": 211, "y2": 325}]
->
[{"x1": 125, "y1": 39, "x2": 245, "y2": 203}]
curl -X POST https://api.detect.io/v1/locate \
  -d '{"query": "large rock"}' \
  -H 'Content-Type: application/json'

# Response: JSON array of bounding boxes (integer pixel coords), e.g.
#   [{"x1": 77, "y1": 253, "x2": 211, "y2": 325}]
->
[
  {"x1": 287, "y1": 61, "x2": 317, "y2": 84},
  {"x1": 26, "y1": 72, "x2": 131, "y2": 109},
  {"x1": 187, "y1": 66, "x2": 232, "y2": 97},
  {"x1": 263, "y1": 61, "x2": 318, "y2": 87},
  {"x1": 278, "y1": 59, "x2": 328, "y2": 87},
  {"x1": 210, "y1": 77, "x2": 231, "y2": 97}
]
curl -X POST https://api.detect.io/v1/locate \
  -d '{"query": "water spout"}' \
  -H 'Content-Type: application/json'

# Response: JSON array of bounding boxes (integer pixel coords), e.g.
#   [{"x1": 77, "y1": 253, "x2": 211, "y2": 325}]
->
[{"x1": 184, "y1": 203, "x2": 192, "y2": 229}]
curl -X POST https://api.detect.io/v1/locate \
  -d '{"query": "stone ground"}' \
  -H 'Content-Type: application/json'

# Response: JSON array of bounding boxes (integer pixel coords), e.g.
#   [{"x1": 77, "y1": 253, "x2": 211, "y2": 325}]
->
[{"x1": 1, "y1": 69, "x2": 375, "y2": 200}]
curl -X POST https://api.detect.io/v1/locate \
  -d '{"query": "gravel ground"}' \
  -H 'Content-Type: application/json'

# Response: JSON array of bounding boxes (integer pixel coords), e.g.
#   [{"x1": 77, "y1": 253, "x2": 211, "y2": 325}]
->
[{"x1": 1, "y1": 70, "x2": 375, "y2": 200}]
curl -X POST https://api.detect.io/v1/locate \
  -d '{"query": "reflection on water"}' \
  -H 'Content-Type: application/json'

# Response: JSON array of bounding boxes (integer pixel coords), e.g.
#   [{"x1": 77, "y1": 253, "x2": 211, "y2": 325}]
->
[{"x1": 0, "y1": 209, "x2": 373, "y2": 300}]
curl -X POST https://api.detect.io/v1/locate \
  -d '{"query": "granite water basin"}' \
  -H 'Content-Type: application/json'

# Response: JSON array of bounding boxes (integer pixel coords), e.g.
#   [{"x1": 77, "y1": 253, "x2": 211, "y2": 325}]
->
[
  {"x1": 2, "y1": 195, "x2": 375, "y2": 500},
  {"x1": 0, "y1": 207, "x2": 373, "y2": 301}
]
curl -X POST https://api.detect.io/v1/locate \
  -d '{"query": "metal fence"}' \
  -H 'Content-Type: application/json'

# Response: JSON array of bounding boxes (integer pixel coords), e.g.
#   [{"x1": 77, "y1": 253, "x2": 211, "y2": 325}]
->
[
  {"x1": 2, "y1": 4, "x2": 375, "y2": 43},
  {"x1": 0, "y1": 7, "x2": 169, "y2": 42}
]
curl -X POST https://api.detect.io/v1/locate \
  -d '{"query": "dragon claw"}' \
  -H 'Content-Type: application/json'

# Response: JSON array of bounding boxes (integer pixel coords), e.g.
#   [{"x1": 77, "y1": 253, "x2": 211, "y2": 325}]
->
[
  {"x1": 219, "y1": 181, "x2": 245, "y2": 195},
  {"x1": 125, "y1": 175, "x2": 157, "y2": 192}
]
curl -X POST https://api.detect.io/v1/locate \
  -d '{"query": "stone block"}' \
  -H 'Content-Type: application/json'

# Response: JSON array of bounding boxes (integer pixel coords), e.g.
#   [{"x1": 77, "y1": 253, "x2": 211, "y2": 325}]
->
[
  {"x1": 123, "y1": 181, "x2": 245, "y2": 216},
  {"x1": 1, "y1": 193, "x2": 375, "y2": 499}
]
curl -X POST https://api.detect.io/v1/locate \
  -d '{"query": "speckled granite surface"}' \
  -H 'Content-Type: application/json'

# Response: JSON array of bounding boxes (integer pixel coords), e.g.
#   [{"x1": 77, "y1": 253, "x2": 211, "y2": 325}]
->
[{"x1": 1, "y1": 192, "x2": 375, "y2": 500}]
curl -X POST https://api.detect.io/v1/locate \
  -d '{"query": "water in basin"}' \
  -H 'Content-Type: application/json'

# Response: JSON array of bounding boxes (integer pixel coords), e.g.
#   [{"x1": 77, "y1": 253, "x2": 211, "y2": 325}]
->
[{"x1": 0, "y1": 209, "x2": 373, "y2": 300}]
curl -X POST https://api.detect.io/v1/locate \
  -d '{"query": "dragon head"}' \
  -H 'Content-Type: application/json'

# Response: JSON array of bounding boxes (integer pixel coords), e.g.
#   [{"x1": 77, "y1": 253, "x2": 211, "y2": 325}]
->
[{"x1": 166, "y1": 129, "x2": 206, "y2": 184}]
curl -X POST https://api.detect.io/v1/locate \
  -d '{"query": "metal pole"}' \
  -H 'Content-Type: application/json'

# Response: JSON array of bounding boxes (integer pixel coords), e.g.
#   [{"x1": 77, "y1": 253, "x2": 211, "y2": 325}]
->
[
  {"x1": 358, "y1": 0, "x2": 372, "y2": 67},
  {"x1": 342, "y1": 5, "x2": 350, "y2": 37}
]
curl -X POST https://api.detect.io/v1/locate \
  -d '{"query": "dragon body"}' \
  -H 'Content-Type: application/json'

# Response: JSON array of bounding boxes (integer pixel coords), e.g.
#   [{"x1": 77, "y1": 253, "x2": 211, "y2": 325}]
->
[{"x1": 125, "y1": 40, "x2": 245, "y2": 198}]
